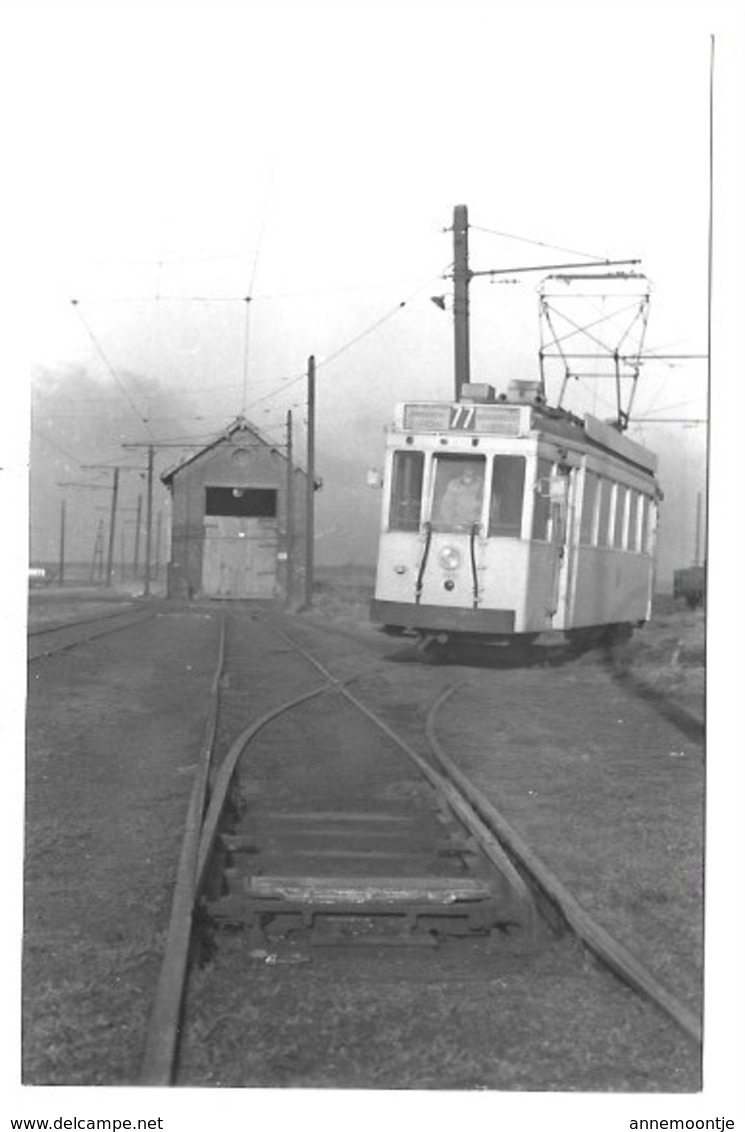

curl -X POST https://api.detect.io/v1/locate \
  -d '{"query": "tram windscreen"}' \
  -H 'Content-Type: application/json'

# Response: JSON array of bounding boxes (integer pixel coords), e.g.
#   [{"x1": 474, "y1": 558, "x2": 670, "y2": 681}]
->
[
  {"x1": 389, "y1": 450, "x2": 424, "y2": 531},
  {"x1": 431, "y1": 455, "x2": 485, "y2": 532},
  {"x1": 488, "y1": 455, "x2": 526, "y2": 537}
]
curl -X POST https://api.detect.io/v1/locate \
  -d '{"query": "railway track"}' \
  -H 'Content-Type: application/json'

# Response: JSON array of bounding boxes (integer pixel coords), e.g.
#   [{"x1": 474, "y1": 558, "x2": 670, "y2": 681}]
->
[
  {"x1": 140, "y1": 604, "x2": 701, "y2": 1088},
  {"x1": 27, "y1": 602, "x2": 162, "y2": 660}
]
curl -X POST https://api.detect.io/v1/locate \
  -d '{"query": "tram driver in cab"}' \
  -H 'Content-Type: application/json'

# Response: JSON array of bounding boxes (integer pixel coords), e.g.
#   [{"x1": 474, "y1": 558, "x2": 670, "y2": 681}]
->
[{"x1": 435, "y1": 460, "x2": 484, "y2": 531}]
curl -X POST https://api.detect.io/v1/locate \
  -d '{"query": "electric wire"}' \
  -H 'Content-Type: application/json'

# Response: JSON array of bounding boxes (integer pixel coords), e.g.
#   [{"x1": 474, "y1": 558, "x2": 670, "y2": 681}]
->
[
  {"x1": 30, "y1": 424, "x2": 83, "y2": 466},
  {"x1": 60, "y1": 272, "x2": 443, "y2": 306},
  {"x1": 469, "y1": 223, "x2": 610, "y2": 263},
  {"x1": 71, "y1": 302, "x2": 156, "y2": 440},
  {"x1": 243, "y1": 272, "x2": 444, "y2": 414},
  {"x1": 240, "y1": 302, "x2": 407, "y2": 412},
  {"x1": 241, "y1": 296, "x2": 252, "y2": 415},
  {"x1": 240, "y1": 181, "x2": 273, "y2": 416}
]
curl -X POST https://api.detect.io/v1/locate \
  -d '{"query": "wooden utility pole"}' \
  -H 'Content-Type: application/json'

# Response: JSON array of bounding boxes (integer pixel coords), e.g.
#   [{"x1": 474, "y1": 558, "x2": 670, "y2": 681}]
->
[
  {"x1": 133, "y1": 494, "x2": 143, "y2": 577},
  {"x1": 286, "y1": 409, "x2": 294, "y2": 607},
  {"x1": 90, "y1": 520, "x2": 104, "y2": 583},
  {"x1": 82, "y1": 463, "x2": 147, "y2": 588},
  {"x1": 452, "y1": 203, "x2": 471, "y2": 399},
  {"x1": 143, "y1": 445, "x2": 155, "y2": 596},
  {"x1": 304, "y1": 355, "x2": 316, "y2": 609},
  {"x1": 105, "y1": 467, "x2": 120, "y2": 587},
  {"x1": 58, "y1": 499, "x2": 66, "y2": 587},
  {"x1": 449, "y1": 202, "x2": 639, "y2": 405},
  {"x1": 155, "y1": 511, "x2": 162, "y2": 580},
  {"x1": 58, "y1": 479, "x2": 116, "y2": 585}
]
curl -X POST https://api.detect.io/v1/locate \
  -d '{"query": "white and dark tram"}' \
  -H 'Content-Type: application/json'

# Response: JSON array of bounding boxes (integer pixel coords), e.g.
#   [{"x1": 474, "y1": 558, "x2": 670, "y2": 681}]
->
[{"x1": 370, "y1": 381, "x2": 662, "y2": 649}]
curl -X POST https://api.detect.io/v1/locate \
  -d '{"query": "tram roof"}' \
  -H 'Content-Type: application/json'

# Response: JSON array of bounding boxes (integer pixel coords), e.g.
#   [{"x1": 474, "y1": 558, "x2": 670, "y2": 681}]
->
[{"x1": 393, "y1": 400, "x2": 658, "y2": 475}]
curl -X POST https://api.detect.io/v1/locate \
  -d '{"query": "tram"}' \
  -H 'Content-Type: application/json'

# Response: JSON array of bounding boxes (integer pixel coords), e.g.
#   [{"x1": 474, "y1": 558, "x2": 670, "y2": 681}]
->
[{"x1": 369, "y1": 379, "x2": 662, "y2": 648}]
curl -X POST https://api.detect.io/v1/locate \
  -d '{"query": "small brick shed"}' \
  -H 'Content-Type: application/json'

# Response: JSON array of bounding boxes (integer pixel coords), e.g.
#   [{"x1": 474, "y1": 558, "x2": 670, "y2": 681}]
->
[{"x1": 161, "y1": 416, "x2": 308, "y2": 600}]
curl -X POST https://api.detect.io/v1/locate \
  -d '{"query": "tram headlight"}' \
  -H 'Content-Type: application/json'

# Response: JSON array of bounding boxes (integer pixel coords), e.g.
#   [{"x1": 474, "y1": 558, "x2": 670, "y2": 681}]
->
[{"x1": 438, "y1": 545, "x2": 462, "y2": 571}]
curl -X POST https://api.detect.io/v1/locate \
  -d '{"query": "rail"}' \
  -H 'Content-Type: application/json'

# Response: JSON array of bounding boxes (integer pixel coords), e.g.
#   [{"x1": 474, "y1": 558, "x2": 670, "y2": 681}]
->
[
  {"x1": 27, "y1": 606, "x2": 159, "y2": 661},
  {"x1": 141, "y1": 611, "x2": 539, "y2": 1082},
  {"x1": 139, "y1": 615, "x2": 227, "y2": 1086},
  {"x1": 425, "y1": 682, "x2": 702, "y2": 1047}
]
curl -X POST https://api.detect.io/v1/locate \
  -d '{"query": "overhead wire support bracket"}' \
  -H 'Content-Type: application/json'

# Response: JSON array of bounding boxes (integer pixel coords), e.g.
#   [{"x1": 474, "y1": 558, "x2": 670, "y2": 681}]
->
[{"x1": 448, "y1": 258, "x2": 641, "y2": 281}]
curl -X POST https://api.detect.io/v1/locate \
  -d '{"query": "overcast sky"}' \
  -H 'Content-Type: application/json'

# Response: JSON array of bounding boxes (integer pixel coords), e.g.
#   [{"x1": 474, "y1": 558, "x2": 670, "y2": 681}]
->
[
  {"x1": 17, "y1": 0, "x2": 736, "y2": 579},
  {"x1": 5, "y1": 1, "x2": 745, "y2": 1126}
]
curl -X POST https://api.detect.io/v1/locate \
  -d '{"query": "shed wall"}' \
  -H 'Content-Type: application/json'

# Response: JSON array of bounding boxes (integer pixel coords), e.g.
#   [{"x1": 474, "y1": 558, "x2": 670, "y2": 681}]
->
[{"x1": 166, "y1": 431, "x2": 308, "y2": 601}]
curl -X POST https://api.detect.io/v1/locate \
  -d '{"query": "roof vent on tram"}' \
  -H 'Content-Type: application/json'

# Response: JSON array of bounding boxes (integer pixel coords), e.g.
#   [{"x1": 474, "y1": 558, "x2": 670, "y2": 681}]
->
[
  {"x1": 500, "y1": 379, "x2": 545, "y2": 405},
  {"x1": 459, "y1": 383, "x2": 496, "y2": 403}
]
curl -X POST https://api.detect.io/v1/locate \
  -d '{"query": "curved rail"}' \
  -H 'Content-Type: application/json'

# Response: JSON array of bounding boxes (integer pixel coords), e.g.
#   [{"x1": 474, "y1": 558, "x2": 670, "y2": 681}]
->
[
  {"x1": 424, "y1": 682, "x2": 702, "y2": 1046},
  {"x1": 140, "y1": 621, "x2": 340, "y2": 1087},
  {"x1": 141, "y1": 613, "x2": 542, "y2": 1084},
  {"x1": 259, "y1": 616, "x2": 535, "y2": 928}
]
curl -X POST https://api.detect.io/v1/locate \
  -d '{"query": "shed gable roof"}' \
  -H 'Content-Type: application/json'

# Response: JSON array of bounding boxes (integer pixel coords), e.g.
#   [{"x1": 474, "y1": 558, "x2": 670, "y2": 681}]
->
[{"x1": 160, "y1": 416, "x2": 295, "y2": 486}]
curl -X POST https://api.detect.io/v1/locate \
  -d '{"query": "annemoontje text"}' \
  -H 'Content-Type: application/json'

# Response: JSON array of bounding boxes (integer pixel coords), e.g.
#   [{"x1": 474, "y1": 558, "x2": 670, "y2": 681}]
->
[{"x1": 629, "y1": 1120, "x2": 735, "y2": 1130}]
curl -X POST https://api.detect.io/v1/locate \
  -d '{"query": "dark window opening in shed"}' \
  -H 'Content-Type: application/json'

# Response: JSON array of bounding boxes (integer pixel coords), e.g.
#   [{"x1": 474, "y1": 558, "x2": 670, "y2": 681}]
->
[{"x1": 205, "y1": 486, "x2": 278, "y2": 518}]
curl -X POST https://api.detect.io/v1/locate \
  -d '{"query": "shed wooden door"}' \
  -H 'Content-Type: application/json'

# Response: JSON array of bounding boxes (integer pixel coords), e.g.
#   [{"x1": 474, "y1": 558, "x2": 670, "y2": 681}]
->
[{"x1": 202, "y1": 516, "x2": 278, "y2": 598}]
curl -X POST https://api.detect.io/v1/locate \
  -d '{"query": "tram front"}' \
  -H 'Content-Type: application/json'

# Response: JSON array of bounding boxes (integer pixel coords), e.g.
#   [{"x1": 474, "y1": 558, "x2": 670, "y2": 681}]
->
[{"x1": 370, "y1": 399, "x2": 536, "y2": 642}]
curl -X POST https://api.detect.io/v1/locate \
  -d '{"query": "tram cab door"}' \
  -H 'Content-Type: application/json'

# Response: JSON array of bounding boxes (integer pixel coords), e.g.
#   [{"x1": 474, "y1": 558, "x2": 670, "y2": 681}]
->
[{"x1": 544, "y1": 467, "x2": 574, "y2": 624}]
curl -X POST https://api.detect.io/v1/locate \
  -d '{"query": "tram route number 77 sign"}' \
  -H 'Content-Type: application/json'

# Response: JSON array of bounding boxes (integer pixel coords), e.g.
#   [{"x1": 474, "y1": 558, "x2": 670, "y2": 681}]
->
[{"x1": 401, "y1": 403, "x2": 522, "y2": 435}]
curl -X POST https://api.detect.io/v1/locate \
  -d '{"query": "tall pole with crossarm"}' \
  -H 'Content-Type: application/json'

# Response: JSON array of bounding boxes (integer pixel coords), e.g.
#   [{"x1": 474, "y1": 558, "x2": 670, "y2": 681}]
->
[{"x1": 452, "y1": 203, "x2": 471, "y2": 400}]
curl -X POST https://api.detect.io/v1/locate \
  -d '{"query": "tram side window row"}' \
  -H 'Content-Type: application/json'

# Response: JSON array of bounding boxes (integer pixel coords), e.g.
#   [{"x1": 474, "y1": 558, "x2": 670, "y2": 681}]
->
[
  {"x1": 387, "y1": 450, "x2": 655, "y2": 551},
  {"x1": 580, "y1": 472, "x2": 654, "y2": 554}
]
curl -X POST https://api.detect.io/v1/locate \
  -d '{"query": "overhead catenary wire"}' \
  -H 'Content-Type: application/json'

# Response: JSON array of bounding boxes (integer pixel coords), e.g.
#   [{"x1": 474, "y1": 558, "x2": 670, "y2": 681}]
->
[
  {"x1": 71, "y1": 301, "x2": 156, "y2": 440},
  {"x1": 49, "y1": 255, "x2": 438, "y2": 430},
  {"x1": 30, "y1": 424, "x2": 84, "y2": 466},
  {"x1": 243, "y1": 274, "x2": 445, "y2": 415},
  {"x1": 61, "y1": 272, "x2": 444, "y2": 307},
  {"x1": 469, "y1": 223, "x2": 611, "y2": 263},
  {"x1": 241, "y1": 296, "x2": 252, "y2": 416},
  {"x1": 240, "y1": 182, "x2": 273, "y2": 416}
]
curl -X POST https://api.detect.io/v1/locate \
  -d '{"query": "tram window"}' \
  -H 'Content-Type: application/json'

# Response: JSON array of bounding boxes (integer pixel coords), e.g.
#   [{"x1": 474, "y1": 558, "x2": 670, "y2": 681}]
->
[
  {"x1": 389, "y1": 450, "x2": 424, "y2": 531},
  {"x1": 580, "y1": 472, "x2": 598, "y2": 544},
  {"x1": 596, "y1": 479, "x2": 612, "y2": 547},
  {"x1": 641, "y1": 496, "x2": 655, "y2": 554},
  {"x1": 531, "y1": 458, "x2": 553, "y2": 541},
  {"x1": 488, "y1": 456, "x2": 525, "y2": 537},
  {"x1": 431, "y1": 454, "x2": 486, "y2": 532},
  {"x1": 613, "y1": 486, "x2": 627, "y2": 549},
  {"x1": 627, "y1": 491, "x2": 639, "y2": 552}
]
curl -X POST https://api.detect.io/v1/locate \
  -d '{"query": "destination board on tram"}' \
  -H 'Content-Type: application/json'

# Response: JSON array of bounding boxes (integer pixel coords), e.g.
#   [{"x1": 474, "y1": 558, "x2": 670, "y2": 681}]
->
[{"x1": 401, "y1": 403, "x2": 522, "y2": 435}]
